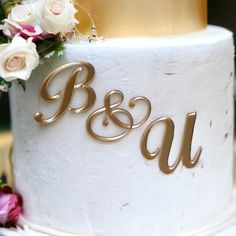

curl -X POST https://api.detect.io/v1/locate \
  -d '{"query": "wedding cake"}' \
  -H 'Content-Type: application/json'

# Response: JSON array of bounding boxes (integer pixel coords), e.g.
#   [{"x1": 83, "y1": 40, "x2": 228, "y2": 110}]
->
[{"x1": 0, "y1": 0, "x2": 235, "y2": 235}]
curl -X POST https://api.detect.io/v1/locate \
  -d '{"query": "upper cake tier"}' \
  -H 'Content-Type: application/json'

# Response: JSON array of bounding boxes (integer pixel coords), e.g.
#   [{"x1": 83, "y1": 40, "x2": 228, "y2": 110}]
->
[{"x1": 75, "y1": 0, "x2": 207, "y2": 37}]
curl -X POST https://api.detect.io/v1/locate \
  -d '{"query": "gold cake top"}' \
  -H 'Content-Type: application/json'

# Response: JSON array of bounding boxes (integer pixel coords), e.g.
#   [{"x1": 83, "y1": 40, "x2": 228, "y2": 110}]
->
[{"x1": 75, "y1": 0, "x2": 207, "y2": 38}]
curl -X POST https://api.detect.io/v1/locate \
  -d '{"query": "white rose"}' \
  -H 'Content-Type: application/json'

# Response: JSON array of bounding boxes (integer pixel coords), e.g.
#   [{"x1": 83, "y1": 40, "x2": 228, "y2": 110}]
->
[
  {"x1": 7, "y1": 4, "x2": 39, "y2": 26},
  {"x1": 1, "y1": 1, "x2": 43, "y2": 38},
  {"x1": 40, "y1": 0, "x2": 78, "y2": 34},
  {"x1": 0, "y1": 36, "x2": 39, "y2": 82}
]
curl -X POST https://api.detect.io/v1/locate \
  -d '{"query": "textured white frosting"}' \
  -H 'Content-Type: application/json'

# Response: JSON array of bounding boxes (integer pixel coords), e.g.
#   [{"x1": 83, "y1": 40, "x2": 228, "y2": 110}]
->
[{"x1": 9, "y1": 26, "x2": 235, "y2": 236}]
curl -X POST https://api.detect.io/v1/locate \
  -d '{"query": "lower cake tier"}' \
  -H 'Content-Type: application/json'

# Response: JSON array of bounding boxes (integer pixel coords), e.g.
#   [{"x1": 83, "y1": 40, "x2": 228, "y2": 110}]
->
[
  {"x1": 2, "y1": 200, "x2": 236, "y2": 236},
  {"x1": 9, "y1": 26, "x2": 234, "y2": 236}
]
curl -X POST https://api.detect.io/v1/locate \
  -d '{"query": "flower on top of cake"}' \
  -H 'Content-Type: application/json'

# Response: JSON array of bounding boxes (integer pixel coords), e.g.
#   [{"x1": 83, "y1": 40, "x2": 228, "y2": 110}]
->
[
  {"x1": 0, "y1": 0, "x2": 82, "y2": 94},
  {"x1": 0, "y1": 36, "x2": 39, "y2": 82},
  {"x1": 2, "y1": 0, "x2": 78, "y2": 38},
  {"x1": 0, "y1": 180, "x2": 23, "y2": 228}
]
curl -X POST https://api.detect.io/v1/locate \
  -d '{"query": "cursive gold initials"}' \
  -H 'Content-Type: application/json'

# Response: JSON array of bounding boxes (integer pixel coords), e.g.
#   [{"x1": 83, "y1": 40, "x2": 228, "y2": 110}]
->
[
  {"x1": 86, "y1": 90, "x2": 152, "y2": 142},
  {"x1": 34, "y1": 62, "x2": 96, "y2": 124},
  {"x1": 141, "y1": 113, "x2": 202, "y2": 174},
  {"x1": 34, "y1": 62, "x2": 202, "y2": 175}
]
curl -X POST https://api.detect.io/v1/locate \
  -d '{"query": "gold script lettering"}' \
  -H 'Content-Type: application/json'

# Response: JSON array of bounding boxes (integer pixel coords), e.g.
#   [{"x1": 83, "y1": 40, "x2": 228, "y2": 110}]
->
[
  {"x1": 141, "y1": 117, "x2": 179, "y2": 174},
  {"x1": 86, "y1": 90, "x2": 152, "y2": 142},
  {"x1": 180, "y1": 112, "x2": 202, "y2": 168},
  {"x1": 141, "y1": 113, "x2": 202, "y2": 174},
  {"x1": 34, "y1": 62, "x2": 96, "y2": 124}
]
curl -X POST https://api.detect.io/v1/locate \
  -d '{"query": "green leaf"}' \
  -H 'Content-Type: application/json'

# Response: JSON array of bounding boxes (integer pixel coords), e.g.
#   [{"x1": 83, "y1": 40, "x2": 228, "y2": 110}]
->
[
  {"x1": 0, "y1": 3, "x2": 6, "y2": 21},
  {"x1": 0, "y1": 33, "x2": 8, "y2": 44},
  {"x1": 0, "y1": 173, "x2": 7, "y2": 186},
  {"x1": 2, "y1": 0, "x2": 21, "y2": 16},
  {"x1": 0, "y1": 77, "x2": 11, "y2": 90},
  {"x1": 18, "y1": 79, "x2": 26, "y2": 91},
  {"x1": 36, "y1": 39, "x2": 65, "y2": 61},
  {"x1": 0, "y1": 179, "x2": 3, "y2": 188},
  {"x1": 0, "y1": 78, "x2": 11, "y2": 99},
  {"x1": 0, "y1": 3, "x2": 8, "y2": 44}
]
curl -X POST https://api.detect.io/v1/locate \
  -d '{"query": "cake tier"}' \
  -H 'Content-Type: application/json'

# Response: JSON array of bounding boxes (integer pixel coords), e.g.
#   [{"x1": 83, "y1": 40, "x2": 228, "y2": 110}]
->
[
  {"x1": 75, "y1": 0, "x2": 207, "y2": 37},
  {"x1": 2, "y1": 201, "x2": 236, "y2": 236},
  {"x1": 9, "y1": 26, "x2": 234, "y2": 236}
]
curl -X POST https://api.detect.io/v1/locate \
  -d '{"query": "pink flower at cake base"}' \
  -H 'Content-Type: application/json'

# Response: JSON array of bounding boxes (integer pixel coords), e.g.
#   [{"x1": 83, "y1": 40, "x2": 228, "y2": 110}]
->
[{"x1": 0, "y1": 186, "x2": 22, "y2": 226}]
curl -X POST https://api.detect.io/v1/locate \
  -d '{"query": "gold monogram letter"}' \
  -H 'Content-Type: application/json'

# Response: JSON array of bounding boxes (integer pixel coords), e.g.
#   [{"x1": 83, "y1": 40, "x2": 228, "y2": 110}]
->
[
  {"x1": 87, "y1": 90, "x2": 152, "y2": 142},
  {"x1": 180, "y1": 112, "x2": 202, "y2": 168},
  {"x1": 141, "y1": 113, "x2": 202, "y2": 174},
  {"x1": 141, "y1": 117, "x2": 179, "y2": 174},
  {"x1": 34, "y1": 62, "x2": 96, "y2": 124}
]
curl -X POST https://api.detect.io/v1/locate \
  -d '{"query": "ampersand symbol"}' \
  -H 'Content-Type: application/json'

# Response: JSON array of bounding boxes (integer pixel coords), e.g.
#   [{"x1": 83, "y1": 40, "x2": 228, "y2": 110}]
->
[{"x1": 86, "y1": 90, "x2": 151, "y2": 142}]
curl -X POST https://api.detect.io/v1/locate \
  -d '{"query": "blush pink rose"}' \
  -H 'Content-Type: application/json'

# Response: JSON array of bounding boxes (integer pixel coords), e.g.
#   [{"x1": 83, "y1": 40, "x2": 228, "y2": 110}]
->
[
  {"x1": 0, "y1": 187, "x2": 22, "y2": 226},
  {"x1": 17, "y1": 24, "x2": 44, "y2": 42},
  {"x1": 2, "y1": 20, "x2": 44, "y2": 42}
]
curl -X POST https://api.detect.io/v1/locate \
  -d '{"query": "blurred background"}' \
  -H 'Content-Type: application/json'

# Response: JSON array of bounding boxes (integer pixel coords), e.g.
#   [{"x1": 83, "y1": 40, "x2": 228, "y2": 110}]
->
[{"x1": 0, "y1": 0, "x2": 236, "y2": 131}]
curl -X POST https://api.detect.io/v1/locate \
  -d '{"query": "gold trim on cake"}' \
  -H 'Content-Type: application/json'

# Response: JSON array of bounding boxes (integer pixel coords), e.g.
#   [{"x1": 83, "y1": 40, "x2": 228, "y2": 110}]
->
[{"x1": 74, "y1": 0, "x2": 207, "y2": 38}]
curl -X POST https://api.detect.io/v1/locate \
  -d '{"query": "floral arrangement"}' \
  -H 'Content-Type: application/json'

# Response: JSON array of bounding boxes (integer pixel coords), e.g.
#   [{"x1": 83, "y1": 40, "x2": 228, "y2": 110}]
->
[
  {"x1": 0, "y1": 0, "x2": 80, "y2": 95},
  {"x1": 0, "y1": 180, "x2": 22, "y2": 228}
]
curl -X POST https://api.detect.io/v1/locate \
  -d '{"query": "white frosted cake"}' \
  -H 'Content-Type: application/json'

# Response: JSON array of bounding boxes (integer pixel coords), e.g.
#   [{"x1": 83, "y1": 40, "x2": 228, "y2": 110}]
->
[{"x1": 0, "y1": 0, "x2": 235, "y2": 236}]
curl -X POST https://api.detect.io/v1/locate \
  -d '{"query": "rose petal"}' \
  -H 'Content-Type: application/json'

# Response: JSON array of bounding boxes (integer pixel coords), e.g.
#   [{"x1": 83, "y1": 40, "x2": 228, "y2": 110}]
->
[
  {"x1": 0, "y1": 194, "x2": 12, "y2": 224},
  {"x1": 8, "y1": 205, "x2": 21, "y2": 222}
]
